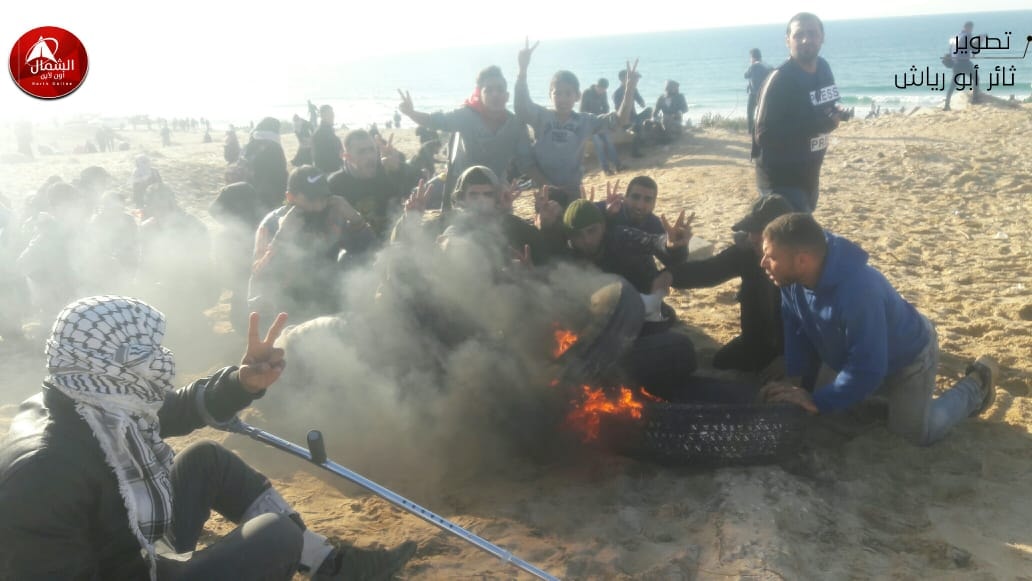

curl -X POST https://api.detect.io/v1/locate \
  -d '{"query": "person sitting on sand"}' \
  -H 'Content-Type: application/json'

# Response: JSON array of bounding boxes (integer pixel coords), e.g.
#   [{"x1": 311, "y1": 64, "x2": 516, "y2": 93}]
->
[
  {"x1": 0, "y1": 296, "x2": 417, "y2": 580},
  {"x1": 581, "y1": 78, "x2": 623, "y2": 176},
  {"x1": 137, "y1": 184, "x2": 219, "y2": 323},
  {"x1": 667, "y1": 195, "x2": 793, "y2": 373},
  {"x1": 83, "y1": 191, "x2": 140, "y2": 292},
  {"x1": 557, "y1": 199, "x2": 697, "y2": 399},
  {"x1": 398, "y1": 65, "x2": 534, "y2": 189},
  {"x1": 514, "y1": 39, "x2": 640, "y2": 203},
  {"x1": 592, "y1": 175, "x2": 688, "y2": 269},
  {"x1": 131, "y1": 154, "x2": 162, "y2": 209},
  {"x1": 16, "y1": 182, "x2": 92, "y2": 319},
  {"x1": 74, "y1": 165, "x2": 115, "y2": 209},
  {"x1": 759, "y1": 213, "x2": 999, "y2": 445},
  {"x1": 224, "y1": 126, "x2": 241, "y2": 163},
  {"x1": 210, "y1": 182, "x2": 268, "y2": 334},
  {"x1": 653, "y1": 80, "x2": 688, "y2": 141},
  {"x1": 393, "y1": 165, "x2": 553, "y2": 266},
  {"x1": 237, "y1": 117, "x2": 289, "y2": 214},
  {"x1": 613, "y1": 68, "x2": 650, "y2": 158},
  {"x1": 249, "y1": 166, "x2": 376, "y2": 325},
  {"x1": 328, "y1": 129, "x2": 417, "y2": 241}
]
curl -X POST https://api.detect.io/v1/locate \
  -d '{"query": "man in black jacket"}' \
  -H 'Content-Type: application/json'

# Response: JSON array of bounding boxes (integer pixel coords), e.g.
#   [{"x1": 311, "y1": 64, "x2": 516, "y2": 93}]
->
[
  {"x1": 752, "y1": 12, "x2": 848, "y2": 213},
  {"x1": 0, "y1": 296, "x2": 415, "y2": 580},
  {"x1": 667, "y1": 195, "x2": 793, "y2": 373},
  {"x1": 312, "y1": 105, "x2": 344, "y2": 174}
]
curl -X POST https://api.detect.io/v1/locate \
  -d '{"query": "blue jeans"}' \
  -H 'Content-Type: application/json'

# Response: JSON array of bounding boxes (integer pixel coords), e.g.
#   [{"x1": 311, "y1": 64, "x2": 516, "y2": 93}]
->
[
  {"x1": 592, "y1": 131, "x2": 619, "y2": 171},
  {"x1": 874, "y1": 316, "x2": 984, "y2": 446}
]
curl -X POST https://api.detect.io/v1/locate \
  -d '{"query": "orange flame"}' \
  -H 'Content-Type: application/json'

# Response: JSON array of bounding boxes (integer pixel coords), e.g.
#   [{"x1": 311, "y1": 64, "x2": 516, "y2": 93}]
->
[
  {"x1": 552, "y1": 326, "x2": 579, "y2": 359},
  {"x1": 639, "y1": 388, "x2": 663, "y2": 402},
  {"x1": 565, "y1": 386, "x2": 644, "y2": 442}
]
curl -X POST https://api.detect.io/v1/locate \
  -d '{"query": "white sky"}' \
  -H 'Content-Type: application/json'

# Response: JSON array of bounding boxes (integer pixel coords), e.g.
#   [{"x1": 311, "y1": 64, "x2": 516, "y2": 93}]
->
[{"x1": 2, "y1": 0, "x2": 1028, "y2": 120}]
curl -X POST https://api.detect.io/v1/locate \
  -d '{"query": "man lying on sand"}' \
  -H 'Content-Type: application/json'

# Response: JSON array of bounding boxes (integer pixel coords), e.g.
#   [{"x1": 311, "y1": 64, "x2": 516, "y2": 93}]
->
[
  {"x1": 0, "y1": 296, "x2": 416, "y2": 579},
  {"x1": 759, "y1": 213, "x2": 998, "y2": 445}
]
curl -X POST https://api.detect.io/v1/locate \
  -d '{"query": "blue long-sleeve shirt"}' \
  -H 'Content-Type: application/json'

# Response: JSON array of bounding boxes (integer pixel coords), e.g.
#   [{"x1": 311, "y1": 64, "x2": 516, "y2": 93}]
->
[{"x1": 780, "y1": 232, "x2": 930, "y2": 413}]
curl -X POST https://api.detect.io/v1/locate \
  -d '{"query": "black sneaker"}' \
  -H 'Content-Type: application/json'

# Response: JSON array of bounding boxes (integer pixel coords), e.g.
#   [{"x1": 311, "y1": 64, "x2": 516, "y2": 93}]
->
[
  {"x1": 314, "y1": 540, "x2": 417, "y2": 581},
  {"x1": 966, "y1": 355, "x2": 999, "y2": 416}
]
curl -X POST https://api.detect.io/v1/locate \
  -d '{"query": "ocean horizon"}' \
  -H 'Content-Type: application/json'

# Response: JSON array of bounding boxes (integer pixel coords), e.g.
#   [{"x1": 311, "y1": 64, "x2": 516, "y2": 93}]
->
[{"x1": 39, "y1": 9, "x2": 1032, "y2": 130}]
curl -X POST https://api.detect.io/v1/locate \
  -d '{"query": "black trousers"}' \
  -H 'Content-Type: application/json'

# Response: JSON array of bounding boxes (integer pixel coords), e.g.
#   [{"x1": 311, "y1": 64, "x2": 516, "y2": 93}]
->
[
  {"x1": 622, "y1": 328, "x2": 697, "y2": 401},
  {"x1": 156, "y1": 441, "x2": 304, "y2": 581}
]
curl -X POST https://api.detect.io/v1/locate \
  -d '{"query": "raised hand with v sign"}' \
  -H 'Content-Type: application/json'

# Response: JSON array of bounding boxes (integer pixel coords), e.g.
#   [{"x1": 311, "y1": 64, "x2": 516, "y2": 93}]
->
[
  {"x1": 660, "y1": 210, "x2": 694, "y2": 249},
  {"x1": 239, "y1": 312, "x2": 289, "y2": 394}
]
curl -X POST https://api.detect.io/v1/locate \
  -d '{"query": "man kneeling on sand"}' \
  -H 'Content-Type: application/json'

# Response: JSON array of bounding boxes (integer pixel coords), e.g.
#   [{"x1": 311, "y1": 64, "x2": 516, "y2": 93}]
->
[
  {"x1": 759, "y1": 213, "x2": 998, "y2": 445},
  {"x1": 0, "y1": 296, "x2": 416, "y2": 579}
]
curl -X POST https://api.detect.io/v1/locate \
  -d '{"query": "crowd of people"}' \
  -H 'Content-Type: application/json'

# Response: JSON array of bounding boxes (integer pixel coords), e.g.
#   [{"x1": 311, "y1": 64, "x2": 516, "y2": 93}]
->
[{"x1": 0, "y1": 11, "x2": 1003, "y2": 581}]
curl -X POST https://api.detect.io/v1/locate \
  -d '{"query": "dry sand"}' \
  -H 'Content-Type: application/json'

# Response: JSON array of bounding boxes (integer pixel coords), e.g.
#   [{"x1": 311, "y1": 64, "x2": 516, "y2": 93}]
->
[{"x1": 1, "y1": 98, "x2": 1031, "y2": 579}]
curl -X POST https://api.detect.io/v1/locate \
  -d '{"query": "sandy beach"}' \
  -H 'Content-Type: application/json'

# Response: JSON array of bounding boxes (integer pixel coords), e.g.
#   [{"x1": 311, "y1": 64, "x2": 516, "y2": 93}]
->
[{"x1": 2, "y1": 97, "x2": 1031, "y2": 579}]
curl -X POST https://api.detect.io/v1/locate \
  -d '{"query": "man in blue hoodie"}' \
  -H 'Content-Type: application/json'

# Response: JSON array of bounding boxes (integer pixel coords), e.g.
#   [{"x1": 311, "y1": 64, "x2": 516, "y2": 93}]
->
[{"x1": 759, "y1": 213, "x2": 998, "y2": 445}]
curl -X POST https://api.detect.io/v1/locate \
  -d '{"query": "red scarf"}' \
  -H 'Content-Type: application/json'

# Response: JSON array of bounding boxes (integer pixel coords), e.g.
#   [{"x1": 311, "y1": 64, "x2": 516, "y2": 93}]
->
[{"x1": 464, "y1": 88, "x2": 508, "y2": 129}]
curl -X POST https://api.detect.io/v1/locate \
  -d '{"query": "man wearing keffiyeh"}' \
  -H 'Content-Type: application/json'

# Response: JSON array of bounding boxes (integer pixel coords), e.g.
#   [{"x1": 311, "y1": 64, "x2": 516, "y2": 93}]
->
[{"x1": 0, "y1": 295, "x2": 416, "y2": 580}]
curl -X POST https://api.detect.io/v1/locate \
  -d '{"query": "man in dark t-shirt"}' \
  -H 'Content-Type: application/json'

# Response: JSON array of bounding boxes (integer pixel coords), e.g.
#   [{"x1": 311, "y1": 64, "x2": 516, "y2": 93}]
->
[
  {"x1": 752, "y1": 12, "x2": 848, "y2": 213},
  {"x1": 327, "y1": 130, "x2": 416, "y2": 241}
]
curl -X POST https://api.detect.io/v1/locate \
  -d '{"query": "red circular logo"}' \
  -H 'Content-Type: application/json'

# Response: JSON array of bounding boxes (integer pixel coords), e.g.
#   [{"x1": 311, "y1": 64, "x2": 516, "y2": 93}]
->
[{"x1": 9, "y1": 26, "x2": 88, "y2": 99}]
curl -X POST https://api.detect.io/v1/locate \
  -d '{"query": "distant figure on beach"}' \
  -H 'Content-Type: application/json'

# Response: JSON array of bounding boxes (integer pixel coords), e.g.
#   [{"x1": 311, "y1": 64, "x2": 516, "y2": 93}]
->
[
  {"x1": 752, "y1": 12, "x2": 848, "y2": 213},
  {"x1": 160, "y1": 124, "x2": 172, "y2": 147},
  {"x1": 224, "y1": 126, "x2": 241, "y2": 163},
  {"x1": 744, "y1": 48, "x2": 772, "y2": 135},
  {"x1": 398, "y1": 64, "x2": 533, "y2": 196},
  {"x1": 203, "y1": 129, "x2": 213, "y2": 143},
  {"x1": 944, "y1": 21, "x2": 980, "y2": 111},
  {"x1": 291, "y1": 114, "x2": 314, "y2": 167},
  {"x1": 613, "y1": 68, "x2": 649, "y2": 158},
  {"x1": 307, "y1": 99, "x2": 319, "y2": 127},
  {"x1": 311, "y1": 105, "x2": 343, "y2": 173},
  {"x1": 515, "y1": 39, "x2": 639, "y2": 203},
  {"x1": 653, "y1": 80, "x2": 688, "y2": 141},
  {"x1": 759, "y1": 213, "x2": 1000, "y2": 446},
  {"x1": 581, "y1": 78, "x2": 623, "y2": 175},
  {"x1": 393, "y1": 110, "x2": 402, "y2": 129}
]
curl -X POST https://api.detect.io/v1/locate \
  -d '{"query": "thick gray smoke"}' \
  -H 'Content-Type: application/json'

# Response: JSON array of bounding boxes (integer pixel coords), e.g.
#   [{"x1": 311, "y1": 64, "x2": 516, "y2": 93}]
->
[{"x1": 258, "y1": 215, "x2": 623, "y2": 492}]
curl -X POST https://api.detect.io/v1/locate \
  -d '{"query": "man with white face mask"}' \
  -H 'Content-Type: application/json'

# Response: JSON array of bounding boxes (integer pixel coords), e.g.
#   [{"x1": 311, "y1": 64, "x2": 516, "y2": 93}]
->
[{"x1": 0, "y1": 296, "x2": 416, "y2": 580}]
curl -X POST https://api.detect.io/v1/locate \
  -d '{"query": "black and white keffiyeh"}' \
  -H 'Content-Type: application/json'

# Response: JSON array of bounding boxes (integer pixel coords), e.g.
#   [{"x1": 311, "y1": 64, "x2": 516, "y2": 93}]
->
[{"x1": 44, "y1": 296, "x2": 177, "y2": 580}]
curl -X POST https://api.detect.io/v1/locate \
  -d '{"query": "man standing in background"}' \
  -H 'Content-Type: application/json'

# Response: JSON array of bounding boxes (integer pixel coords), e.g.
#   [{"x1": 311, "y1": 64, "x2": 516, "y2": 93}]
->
[
  {"x1": 312, "y1": 105, "x2": 344, "y2": 174},
  {"x1": 944, "y1": 21, "x2": 979, "y2": 111},
  {"x1": 752, "y1": 12, "x2": 848, "y2": 213},
  {"x1": 744, "y1": 48, "x2": 772, "y2": 135}
]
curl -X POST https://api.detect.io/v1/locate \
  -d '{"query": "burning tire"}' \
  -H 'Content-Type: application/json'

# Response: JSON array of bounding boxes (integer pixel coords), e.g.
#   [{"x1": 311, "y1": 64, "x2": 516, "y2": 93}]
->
[{"x1": 598, "y1": 400, "x2": 808, "y2": 466}]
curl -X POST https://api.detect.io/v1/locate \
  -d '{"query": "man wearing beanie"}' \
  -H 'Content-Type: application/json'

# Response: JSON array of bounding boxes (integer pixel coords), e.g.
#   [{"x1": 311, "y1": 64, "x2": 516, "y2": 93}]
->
[
  {"x1": 558, "y1": 198, "x2": 691, "y2": 296},
  {"x1": 558, "y1": 199, "x2": 698, "y2": 399},
  {"x1": 666, "y1": 195, "x2": 793, "y2": 373},
  {"x1": 249, "y1": 166, "x2": 376, "y2": 325}
]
